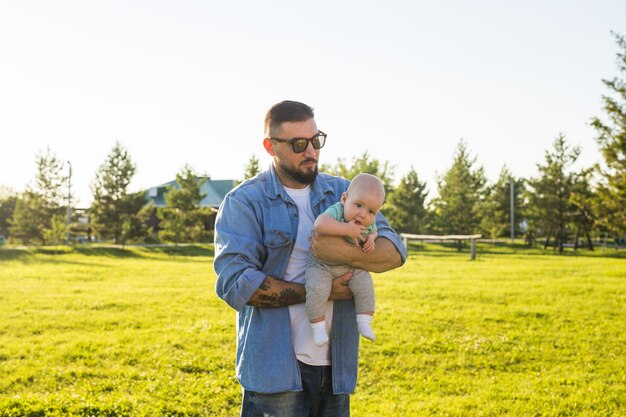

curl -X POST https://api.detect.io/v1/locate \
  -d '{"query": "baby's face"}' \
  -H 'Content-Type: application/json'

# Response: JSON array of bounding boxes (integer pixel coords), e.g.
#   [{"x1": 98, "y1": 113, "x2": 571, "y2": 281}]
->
[{"x1": 341, "y1": 185, "x2": 383, "y2": 228}]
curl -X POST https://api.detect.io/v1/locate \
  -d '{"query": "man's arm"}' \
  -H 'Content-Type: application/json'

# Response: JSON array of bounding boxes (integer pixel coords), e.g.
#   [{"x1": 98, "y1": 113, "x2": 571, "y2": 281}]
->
[
  {"x1": 309, "y1": 208, "x2": 406, "y2": 272},
  {"x1": 247, "y1": 273, "x2": 354, "y2": 307},
  {"x1": 247, "y1": 276, "x2": 305, "y2": 307},
  {"x1": 315, "y1": 213, "x2": 365, "y2": 245},
  {"x1": 310, "y1": 233, "x2": 402, "y2": 273},
  {"x1": 216, "y1": 192, "x2": 355, "y2": 310}
]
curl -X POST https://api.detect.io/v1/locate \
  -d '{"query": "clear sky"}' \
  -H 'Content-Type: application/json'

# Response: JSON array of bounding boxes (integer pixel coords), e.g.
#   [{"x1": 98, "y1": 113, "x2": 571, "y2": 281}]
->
[{"x1": 1, "y1": 1, "x2": 625, "y2": 206}]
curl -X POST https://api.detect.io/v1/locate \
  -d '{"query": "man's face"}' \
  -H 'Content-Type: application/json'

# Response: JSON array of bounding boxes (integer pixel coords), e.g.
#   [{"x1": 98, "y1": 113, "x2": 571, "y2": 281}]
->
[{"x1": 267, "y1": 118, "x2": 320, "y2": 188}]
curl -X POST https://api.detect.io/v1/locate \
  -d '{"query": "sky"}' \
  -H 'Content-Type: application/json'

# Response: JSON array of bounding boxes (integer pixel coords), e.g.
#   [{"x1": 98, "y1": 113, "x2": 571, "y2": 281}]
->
[{"x1": 1, "y1": 1, "x2": 625, "y2": 206}]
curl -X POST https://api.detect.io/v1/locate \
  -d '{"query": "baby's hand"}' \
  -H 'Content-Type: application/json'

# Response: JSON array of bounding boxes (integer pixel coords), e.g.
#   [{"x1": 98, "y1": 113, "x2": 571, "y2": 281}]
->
[
  {"x1": 362, "y1": 234, "x2": 376, "y2": 253},
  {"x1": 346, "y1": 220, "x2": 366, "y2": 246}
]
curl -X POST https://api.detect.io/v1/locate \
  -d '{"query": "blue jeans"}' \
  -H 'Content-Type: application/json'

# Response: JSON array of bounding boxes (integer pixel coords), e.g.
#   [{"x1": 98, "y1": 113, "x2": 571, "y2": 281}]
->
[{"x1": 240, "y1": 361, "x2": 350, "y2": 417}]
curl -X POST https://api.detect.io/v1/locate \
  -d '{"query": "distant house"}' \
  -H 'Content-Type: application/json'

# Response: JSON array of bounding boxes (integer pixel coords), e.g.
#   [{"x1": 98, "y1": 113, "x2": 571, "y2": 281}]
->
[
  {"x1": 145, "y1": 177, "x2": 236, "y2": 233},
  {"x1": 146, "y1": 177, "x2": 236, "y2": 209}
]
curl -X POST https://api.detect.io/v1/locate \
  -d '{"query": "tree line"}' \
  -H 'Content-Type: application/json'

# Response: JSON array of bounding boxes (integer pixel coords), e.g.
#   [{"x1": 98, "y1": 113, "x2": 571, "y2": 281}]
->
[
  {"x1": 1, "y1": 33, "x2": 624, "y2": 251},
  {"x1": 0, "y1": 143, "x2": 215, "y2": 247}
]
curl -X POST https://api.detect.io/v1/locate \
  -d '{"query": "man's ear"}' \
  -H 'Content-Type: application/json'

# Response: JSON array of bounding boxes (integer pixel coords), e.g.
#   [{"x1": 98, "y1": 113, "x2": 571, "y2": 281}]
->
[{"x1": 263, "y1": 138, "x2": 276, "y2": 156}]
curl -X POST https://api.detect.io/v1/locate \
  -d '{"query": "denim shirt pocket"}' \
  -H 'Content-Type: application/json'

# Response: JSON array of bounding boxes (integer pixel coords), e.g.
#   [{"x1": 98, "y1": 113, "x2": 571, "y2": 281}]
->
[
  {"x1": 263, "y1": 229, "x2": 293, "y2": 249},
  {"x1": 261, "y1": 227, "x2": 293, "y2": 277}
]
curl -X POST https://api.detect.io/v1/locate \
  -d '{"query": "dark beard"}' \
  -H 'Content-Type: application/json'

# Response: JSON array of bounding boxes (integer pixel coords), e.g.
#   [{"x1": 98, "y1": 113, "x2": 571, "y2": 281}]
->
[{"x1": 279, "y1": 161, "x2": 318, "y2": 185}]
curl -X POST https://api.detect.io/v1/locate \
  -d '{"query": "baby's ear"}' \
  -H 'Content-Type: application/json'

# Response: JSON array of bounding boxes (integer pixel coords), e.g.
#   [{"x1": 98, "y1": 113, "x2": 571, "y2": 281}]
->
[{"x1": 340, "y1": 192, "x2": 348, "y2": 204}]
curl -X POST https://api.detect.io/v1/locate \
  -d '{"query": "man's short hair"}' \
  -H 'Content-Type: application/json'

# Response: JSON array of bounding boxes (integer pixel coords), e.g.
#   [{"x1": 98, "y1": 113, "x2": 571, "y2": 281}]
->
[{"x1": 264, "y1": 100, "x2": 315, "y2": 138}]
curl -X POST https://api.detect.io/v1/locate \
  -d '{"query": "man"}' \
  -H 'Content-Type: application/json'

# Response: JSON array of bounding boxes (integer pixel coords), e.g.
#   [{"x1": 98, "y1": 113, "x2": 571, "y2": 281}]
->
[{"x1": 214, "y1": 100, "x2": 406, "y2": 416}]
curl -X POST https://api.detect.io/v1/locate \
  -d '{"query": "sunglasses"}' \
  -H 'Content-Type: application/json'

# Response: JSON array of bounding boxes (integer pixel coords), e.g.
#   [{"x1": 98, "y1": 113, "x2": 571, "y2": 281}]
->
[{"x1": 270, "y1": 131, "x2": 327, "y2": 153}]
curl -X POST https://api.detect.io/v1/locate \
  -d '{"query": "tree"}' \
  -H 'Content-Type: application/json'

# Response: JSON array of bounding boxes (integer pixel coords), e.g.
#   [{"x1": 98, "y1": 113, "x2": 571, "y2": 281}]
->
[
  {"x1": 0, "y1": 194, "x2": 17, "y2": 239},
  {"x1": 90, "y1": 142, "x2": 137, "y2": 244},
  {"x1": 525, "y1": 134, "x2": 580, "y2": 253},
  {"x1": 236, "y1": 154, "x2": 262, "y2": 186},
  {"x1": 33, "y1": 148, "x2": 68, "y2": 212},
  {"x1": 243, "y1": 154, "x2": 261, "y2": 181},
  {"x1": 118, "y1": 191, "x2": 151, "y2": 247},
  {"x1": 590, "y1": 32, "x2": 626, "y2": 237},
  {"x1": 43, "y1": 215, "x2": 68, "y2": 246},
  {"x1": 9, "y1": 149, "x2": 68, "y2": 244},
  {"x1": 385, "y1": 167, "x2": 428, "y2": 234},
  {"x1": 9, "y1": 192, "x2": 47, "y2": 244},
  {"x1": 430, "y1": 140, "x2": 486, "y2": 240},
  {"x1": 569, "y1": 167, "x2": 596, "y2": 250},
  {"x1": 321, "y1": 151, "x2": 396, "y2": 195},
  {"x1": 157, "y1": 165, "x2": 209, "y2": 246},
  {"x1": 479, "y1": 166, "x2": 525, "y2": 242}
]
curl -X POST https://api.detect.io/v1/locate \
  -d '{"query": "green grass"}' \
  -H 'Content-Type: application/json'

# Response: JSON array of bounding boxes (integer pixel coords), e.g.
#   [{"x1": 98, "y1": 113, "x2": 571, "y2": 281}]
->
[{"x1": 0, "y1": 244, "x2": 624, "y2": 416}]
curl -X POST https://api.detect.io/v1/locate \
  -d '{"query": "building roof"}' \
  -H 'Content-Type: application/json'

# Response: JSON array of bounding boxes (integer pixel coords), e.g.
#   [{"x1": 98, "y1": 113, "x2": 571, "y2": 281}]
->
[{"x1": 146, "y1": 177, "x2": 235, "y2": 208}]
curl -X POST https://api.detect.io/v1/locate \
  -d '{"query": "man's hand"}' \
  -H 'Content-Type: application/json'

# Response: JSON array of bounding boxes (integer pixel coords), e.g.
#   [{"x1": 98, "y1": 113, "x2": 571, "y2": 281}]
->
[
  {"x1": 310, "y1": 231, "x2": 357, "y2": 264},
  {"x1": 329, "y1": 271, "x2": 353, "y2": 300}
]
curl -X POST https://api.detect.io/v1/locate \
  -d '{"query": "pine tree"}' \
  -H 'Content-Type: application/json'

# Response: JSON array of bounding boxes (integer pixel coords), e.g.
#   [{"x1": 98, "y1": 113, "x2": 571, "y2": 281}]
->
[
  {"x1": 525, "y1": 134, "x2": 580, "y2": 252},
  {"x1": 43, "y1": 215, "x2": 69, "y2": 246},
  {"x1": 590, "y1": 32, "x2": 626, "y2": 237},
  {"x1": 34, "y1": 148, "x2": 68, "y2": 213},
  {"x1": 243, "y1": 154, "x2": 261, "y2": 180},
  {"x1": 0, "y1": 194, "x2": 17, "y2": 239},
  {"x1": 118, "y1": 191, "x2": 150, "y2": 247},
  {"x1": 9, "y1": 192, "x2": 48, "y2": 244},
  {"x1": 385, "y1": 167, "x2": 428, "y2": 234},
  {"x1": 480, "y1": 166, "x2": 525, "y2": 242},
  {"x1": 9, "y1": 149, "x2": 68, "y2": 244},
  {"x1": 157, "y1": 165, "x2": 208, "y2": 246},
  {"x1": 569, "y1": 168, "x2": 596, "y2": 250},
  {"x1": 431, "y1": 140, "x2": 486, "y2": 239},
  {"x1": 321, "y1": 151, "x2": 395, "y2": 195},
  {"x1": 90, "y1": 142, "x2": 137, "y2": 243}
]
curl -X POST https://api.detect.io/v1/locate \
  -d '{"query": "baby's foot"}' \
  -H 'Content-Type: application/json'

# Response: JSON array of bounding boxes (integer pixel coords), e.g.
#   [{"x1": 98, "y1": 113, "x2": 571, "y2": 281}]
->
[
  {"x1": 312, "y1": 321, "x2": 329, "y2": 346},
  {"x1": 357, "y1": 322, "x2": 376, "y2": 341}
]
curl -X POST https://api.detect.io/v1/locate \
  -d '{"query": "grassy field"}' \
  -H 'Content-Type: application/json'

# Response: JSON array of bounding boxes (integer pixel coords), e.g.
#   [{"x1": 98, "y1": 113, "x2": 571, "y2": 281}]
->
[{"x1": 0, "y1": 243, "x2": 624, "y2": 416}]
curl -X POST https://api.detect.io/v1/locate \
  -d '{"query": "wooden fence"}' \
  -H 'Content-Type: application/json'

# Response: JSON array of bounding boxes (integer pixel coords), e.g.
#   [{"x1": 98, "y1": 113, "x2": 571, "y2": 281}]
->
[{"x1": 400, "y1": 233, "x2": 483, "y2": 260}]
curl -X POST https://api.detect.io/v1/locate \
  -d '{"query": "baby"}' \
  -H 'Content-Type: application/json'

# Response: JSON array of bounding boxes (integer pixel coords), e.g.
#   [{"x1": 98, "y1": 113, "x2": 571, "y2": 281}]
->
[{"x1": 305, "y1": 173, "x2": 385, "y2": 346}]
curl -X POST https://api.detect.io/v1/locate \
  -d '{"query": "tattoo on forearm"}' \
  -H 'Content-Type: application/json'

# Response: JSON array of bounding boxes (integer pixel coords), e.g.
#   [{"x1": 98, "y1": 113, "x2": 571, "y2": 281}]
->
[
  {"x1": 278, "y1": 288, "x2": 303, "y2": 305},
  {"x1": 259, "y1": 277, "x2": 271, "y2": 291},
  {"x1": 250, "y1": 277, "x2": 305, "y2": 307}
]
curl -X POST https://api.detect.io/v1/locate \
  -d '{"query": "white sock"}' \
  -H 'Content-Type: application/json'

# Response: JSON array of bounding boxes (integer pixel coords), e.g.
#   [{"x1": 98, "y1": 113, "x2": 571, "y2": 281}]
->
[
  {"x1": 356, "y1": 314, "x2": 376, "y2": 341},
  {"x1": 311, "y1": 321, "x2": 329, "y2": 346}
]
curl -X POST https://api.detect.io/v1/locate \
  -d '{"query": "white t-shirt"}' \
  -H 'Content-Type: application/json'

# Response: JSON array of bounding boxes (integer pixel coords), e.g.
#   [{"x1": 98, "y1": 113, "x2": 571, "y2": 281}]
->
[{"x1": 284, "y1": 185, "x2": 333, "y2": 366}]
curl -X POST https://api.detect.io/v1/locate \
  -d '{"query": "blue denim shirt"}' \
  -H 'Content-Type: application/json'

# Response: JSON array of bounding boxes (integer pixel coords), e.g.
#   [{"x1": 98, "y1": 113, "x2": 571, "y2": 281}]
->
[{"x1": 214, "y1": 165, "x2": 407, "y2": 394}]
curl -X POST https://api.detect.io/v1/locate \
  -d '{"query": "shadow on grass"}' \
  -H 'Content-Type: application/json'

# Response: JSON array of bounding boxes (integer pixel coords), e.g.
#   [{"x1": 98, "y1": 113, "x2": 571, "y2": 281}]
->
[
  {"x1": 0, "y1": 247, "x2": 116, "y2": 267},
  {"x1": 71, "y1": 246, "x2": 144, "y2": 258},
  {"x1": 407, "y1": 242, "x2": 626, "y2": 259},
  {"x1": 136, "y1": 244, "x2": 214, "y2": 257},
  {"x1": 0, "y1": 244, "x2": 215, "y2": 262},
  {"x1": 70, "y1": 244, "x2": 214, "y2": 258},
  {"x1": 549, "y1": 248, "x2": 626, "y2": 259},
  {"x1": 0, "y1": 248, "x2": 35, "y2": 261}
]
